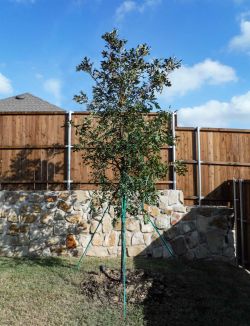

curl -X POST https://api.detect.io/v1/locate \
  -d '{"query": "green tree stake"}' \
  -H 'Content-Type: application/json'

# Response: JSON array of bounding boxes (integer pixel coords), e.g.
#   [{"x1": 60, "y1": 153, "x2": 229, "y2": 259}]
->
[{"x1": 121, "y1": 195, "x2": 127, "y2": 320}]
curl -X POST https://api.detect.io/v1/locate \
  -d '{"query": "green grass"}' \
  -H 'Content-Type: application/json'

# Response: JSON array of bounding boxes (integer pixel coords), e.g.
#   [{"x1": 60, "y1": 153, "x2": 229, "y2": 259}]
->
[{"x1": 0, "y1": 256, "x2": 250, "y2": 325}]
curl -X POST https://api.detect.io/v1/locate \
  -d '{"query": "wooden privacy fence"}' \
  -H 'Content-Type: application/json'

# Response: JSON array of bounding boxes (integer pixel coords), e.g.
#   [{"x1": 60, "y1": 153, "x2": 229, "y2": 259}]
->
[
  {"x1": 0, "y1": 111, "x2": 250, "y2": 206},
  {"x1": 233, "y1": 180, "x2": 250, "y2": 269}
]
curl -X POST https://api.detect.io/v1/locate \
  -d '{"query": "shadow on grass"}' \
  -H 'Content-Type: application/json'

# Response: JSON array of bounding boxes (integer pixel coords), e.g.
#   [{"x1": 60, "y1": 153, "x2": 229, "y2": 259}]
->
[
  {"x1": 0, "y1": 256, "x2": 71, "y2": 269},
  {"x1": 133, "y1": 258, "x2": 250, "y2": 326}
]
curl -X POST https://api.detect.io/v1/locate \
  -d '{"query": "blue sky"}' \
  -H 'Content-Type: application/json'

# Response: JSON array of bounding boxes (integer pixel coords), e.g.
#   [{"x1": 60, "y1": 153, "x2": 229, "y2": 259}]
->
[{"x1": 0, "y1": 0, "x2": 250, "y2": 128}]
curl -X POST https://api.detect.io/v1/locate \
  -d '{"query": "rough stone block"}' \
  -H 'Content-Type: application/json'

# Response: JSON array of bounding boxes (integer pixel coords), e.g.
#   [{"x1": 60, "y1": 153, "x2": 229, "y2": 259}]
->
[
  {"x1": 160, "y1": 206, "x2": 173, "y2": 215},
  {"x1": 185, "y1": 231, "x2": 199, "y2": 249},
  {"x1": 90, "y1": 220, "x2": 102, "y2": 234},
  {"x1": 102, "y1": 214, "x2": 112, "y2": 233},
  {"x1": 171, "y1": 236, "x2": 187, "y2": 255},
  {"x1": 158, "y1": 195, "x2": 168, "y2": 210},
  {"x1": 45, "y1": 195, "x2": 58, "y2": 203},
  {"x1": 92, "y1": 233, "x2": 104, "y2": 246},
  {"x1": 40, "y1": 212, "x2": 54, "y2": 225},
  {"x1": 209, "y1": 215, "x2": 228, "y2": 230},
  {"x1": 14, "y1": 246, "x2": 29, "y2": 257},
  {"x1": 73, "y1": 202, "x2": 82, "y2": 211},
  {"x1": 154, "y1": 217, "x2": 171, "y2": 230},
  {"x1": 86, "y1": 246, "x2": 109, "y2": 257},
  {"x1": 0, "y1": 219, "x2": 6, "y2": 233},
  {"x1": 168, "y1": 191, "x2": 179, "y2": 206},
  {"x1": 65, "y1": 214, "x2": 82, "y2": 224},
  {"x1": 194, "y1": 245, "x2": 210, "y2": 259},
  {"x1": 21, "y1": 214, "x2": 38, "y2": 223},
  {"x1": 223, "y1": 247, "x2": 235, "y2": 258},
  {"x1": 131, "y1": 232, "x2": 145, "y2": 246},
  {"x1": 31, "y1": 204, "x2": 42, "y2": 213},
  {"x1": 66, "y1": 234, "x2": 78, "y2": 249},
  {"x1": 179, "y1": 191, "x2": 184, "y2": 204},
  {"x1": 7, "y1": 210, "x2": 19, "y2": 223},
  {"x1": 103, "y1": 231, "x2": 117, "y2": 247},
  {"x1": 77, "y1": 234, "x2": 91, "y2": 247},
  {"x1": 59, "y1": 192, "x2": 71, "y2": 201},
  {"x1": 152, "y1": 246, "x2": 163, "y2": 258},
  {"x1": 143, "y1": 234, "x2": 152, "y2": 246},
  {"x1": 172, "y1": 204, "x2": 186, "y2": 213},
  {"x1": 196, "y1": 215, "x2": 210, "y2": 233},
  {"x1": 76, "y1": 222, "x2": 89, "y2": 234},
  {"x1": 126, "y1": 218, "x2": 140, "y2": 232},
  {"x1": 18, "y1": 234, "x2": 30, "y2": 246},
  {"x1": 109, "y1": 206, "x2": 115, "y2": 219},
  {"x1": 54, "y1": 222, "x2": 67, "y2": 236},
  {"x1": 206, "y1": 230, "x2": 225, "y2": 254},
  {"x1": 57, "y1": 200, "x2": 71, "y2": 212},
  {"x1": 54, "y1": 211, "x2": 65, "y2": 221},
  {"x1": 127, "y1": 245, "x2": 146, "y2": 257},
  {"x1": 150, "y1": 206, "x2": 160, "y2": 218},
  {"x1": 29, "y1": 239, "x2": 46, "y2": 252},
  {"x1": 108, "y1": 247, "x2": 118, "y2": 256},
  {"x1": 181, "y1": 221, "x2": 196, "y2": 234},
  {"x1": 76, "y1": 191, "x2": 91, "y2": 203},
  {"x1": 114, "y1": 219, "x2": 121, "y2": 231},
  {"x1": 7, "y1": 224, "x2": 19, "y2": 235},
  {"x1": 141, "y1": 221, "x2": 154, "y2": 233}
]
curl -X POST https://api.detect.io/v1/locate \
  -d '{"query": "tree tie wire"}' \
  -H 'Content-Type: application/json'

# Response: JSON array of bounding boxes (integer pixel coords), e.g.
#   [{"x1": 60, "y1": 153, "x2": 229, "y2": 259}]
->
[
  {"x1": 75, "y1": 204, "x2": 110, "y2": 270},
  {"x1": 149, "y1": 218, "x2": 174, "y2": 257}
]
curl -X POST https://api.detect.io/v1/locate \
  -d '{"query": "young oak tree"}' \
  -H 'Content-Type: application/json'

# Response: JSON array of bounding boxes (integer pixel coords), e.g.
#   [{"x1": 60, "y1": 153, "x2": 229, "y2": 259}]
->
[{"x1": 74, "y1": 30, "x2": 186, "y2": 278}]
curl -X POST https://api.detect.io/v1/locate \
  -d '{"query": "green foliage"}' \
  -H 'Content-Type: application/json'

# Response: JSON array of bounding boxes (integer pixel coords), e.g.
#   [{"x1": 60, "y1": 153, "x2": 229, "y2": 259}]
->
[{"x1": 74, "y1": 29, "x2": 185, "y2": 214}]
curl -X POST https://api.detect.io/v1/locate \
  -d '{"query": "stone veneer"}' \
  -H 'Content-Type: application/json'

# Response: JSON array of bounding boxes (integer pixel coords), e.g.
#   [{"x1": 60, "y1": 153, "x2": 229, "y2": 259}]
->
[{"x1": 0, "y1": 190, "x2": 235, "y2": 263}]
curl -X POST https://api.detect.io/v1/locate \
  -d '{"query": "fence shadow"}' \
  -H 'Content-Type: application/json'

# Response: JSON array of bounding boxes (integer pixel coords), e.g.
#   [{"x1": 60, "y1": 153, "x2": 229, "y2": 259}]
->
[
  {"x1": 0, "y1": 145, "x2": 64, "y2": 190},
  {"x1": 201, "y1": 180, "x2": 233, "y2": 206},
  {"x1": 131, "y1": 206, "x2": 239, "y2": 325},
  {"x1": 133, "y1": 256, "x2": 250, "y2": 326}
]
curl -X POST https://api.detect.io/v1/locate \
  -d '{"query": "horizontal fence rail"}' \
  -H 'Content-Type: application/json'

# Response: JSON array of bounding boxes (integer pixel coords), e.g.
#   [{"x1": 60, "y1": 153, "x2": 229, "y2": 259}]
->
[{"x1": 0, "y1": 112, "x2": 249, "y2": 205}]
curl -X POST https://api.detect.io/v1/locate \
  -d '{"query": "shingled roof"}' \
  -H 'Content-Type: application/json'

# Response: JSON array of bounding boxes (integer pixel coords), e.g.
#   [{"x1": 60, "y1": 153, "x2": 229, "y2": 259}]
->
[{"x1": 0, "y1": 93, "x2": 65, "y2": 112}]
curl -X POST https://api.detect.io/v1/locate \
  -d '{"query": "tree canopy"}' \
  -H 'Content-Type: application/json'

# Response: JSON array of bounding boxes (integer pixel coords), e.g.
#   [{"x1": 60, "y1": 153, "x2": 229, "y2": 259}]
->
[{"x1": 74, "y1": 29, "x2": 185, "y2": 216}]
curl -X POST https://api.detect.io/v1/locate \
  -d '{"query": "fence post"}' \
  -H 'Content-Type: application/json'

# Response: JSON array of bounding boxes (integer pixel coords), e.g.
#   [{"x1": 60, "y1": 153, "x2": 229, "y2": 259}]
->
[
  {"x1": 233, "y1": 179, "x2": 238, "y2": 265},
  {"x1": 196, "y1": 127, "x2": 203, "y2": 205},
  {"x1": 171, "y1": 112, "x2": 177, "y2": 190},
  {"x1": 239, "y1": 179, "x2": 245, "y2": 267},
  {"x1": 66, "y1": 111, "x2": 73, "y2": 191}
]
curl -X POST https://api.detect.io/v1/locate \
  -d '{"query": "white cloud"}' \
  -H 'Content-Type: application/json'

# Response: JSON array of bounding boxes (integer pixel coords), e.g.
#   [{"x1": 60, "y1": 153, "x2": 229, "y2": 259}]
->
[
  {"x1": 160, "y1": 59, "x2": 237, "y2": 100},
  {"x1": 115, "y1": 0, "x2": 161, "y2": 21},
  {"x1": 229, "y1": 18, "x2": 250, "y2": 53},
  {"x1": 177, "y1": 91, "x2": 250, "y2": 128},
  {"x1": 35, "y1": 73, "x2": 43, "y2": 80},
  {"x1": 0, "y1": 73, "x2": 13, "y2": 95},
  {"x1": 43, "y1": 78, "x2": 62, "y2": 106}
]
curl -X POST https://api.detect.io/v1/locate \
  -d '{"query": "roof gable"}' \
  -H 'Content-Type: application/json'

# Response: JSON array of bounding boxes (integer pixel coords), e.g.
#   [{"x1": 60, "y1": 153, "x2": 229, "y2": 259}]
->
[{"x1": 0, "y1": 93, "x2": 65, "y2": 112}]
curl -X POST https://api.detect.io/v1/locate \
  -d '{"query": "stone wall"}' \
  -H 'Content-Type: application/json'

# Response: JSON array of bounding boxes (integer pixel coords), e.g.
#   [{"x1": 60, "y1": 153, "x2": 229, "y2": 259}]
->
[{"x1": 0, "y1": 190, "x2": 235, "y2": 263}]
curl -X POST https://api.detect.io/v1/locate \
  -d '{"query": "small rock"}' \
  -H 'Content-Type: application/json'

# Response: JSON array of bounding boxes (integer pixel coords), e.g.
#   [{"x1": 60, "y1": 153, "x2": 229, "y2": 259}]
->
[{"x1": 66, "y1": 234, "x2": 78, "y2": 249}]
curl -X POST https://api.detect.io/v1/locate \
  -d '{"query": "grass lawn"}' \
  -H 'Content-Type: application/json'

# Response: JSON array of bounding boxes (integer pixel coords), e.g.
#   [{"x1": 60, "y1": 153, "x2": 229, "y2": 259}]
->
[{"x1": 0, "y1": 256, "x2": 250, "y2": 326}]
